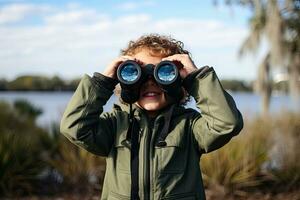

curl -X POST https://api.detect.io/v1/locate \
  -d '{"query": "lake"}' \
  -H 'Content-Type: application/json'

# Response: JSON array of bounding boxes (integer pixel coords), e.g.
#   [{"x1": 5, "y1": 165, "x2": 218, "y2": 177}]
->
[{"x1": 0, "y1": 91, "x2": 298, "y2": 127}]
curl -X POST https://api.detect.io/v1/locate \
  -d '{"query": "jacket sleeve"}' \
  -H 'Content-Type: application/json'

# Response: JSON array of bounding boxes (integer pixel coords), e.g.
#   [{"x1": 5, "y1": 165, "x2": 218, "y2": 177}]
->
[
  {"x1": 189, "y1": 67, "x2": 243, "y2": 153},
  {"x1": 60, "y1": 74, "x2": 117, "y2": 157}
]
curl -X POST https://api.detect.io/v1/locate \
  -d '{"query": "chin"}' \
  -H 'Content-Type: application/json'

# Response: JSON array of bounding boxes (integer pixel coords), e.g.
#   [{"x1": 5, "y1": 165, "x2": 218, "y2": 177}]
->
[{"x1": 141, "y1": 104, "x2": 161, "y2": 111}]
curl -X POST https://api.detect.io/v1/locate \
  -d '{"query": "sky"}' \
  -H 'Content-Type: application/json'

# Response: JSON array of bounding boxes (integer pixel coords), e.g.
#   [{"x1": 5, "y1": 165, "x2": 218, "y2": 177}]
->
[{"x1": 0, "y1": 0, "x2": 267, "y2": 81}]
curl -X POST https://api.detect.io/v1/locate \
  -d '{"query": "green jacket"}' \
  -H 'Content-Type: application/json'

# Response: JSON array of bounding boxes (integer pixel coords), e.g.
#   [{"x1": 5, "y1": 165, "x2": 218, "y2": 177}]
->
[{"x1": 60, "y1": 67, "x2": 243, "y2": 200}]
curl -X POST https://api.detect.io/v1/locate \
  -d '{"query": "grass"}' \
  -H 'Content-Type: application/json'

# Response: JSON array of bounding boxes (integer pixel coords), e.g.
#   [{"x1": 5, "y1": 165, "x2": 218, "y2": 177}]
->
[
  {"x1": 47, "y1": 134, "x2": 106, "y2": 193},
  {"x1": 201, "y1": 112, "x2": 300, "y2": 197},
  {"x1": 201, "y1": 117, "x2": 272, "y2": 196},
  {"x1": 266, "y1": 112, "x2": 300, "y2": 190},
  {"x1": 0, "y1": 101, "x2": 47, "y2": 196}
]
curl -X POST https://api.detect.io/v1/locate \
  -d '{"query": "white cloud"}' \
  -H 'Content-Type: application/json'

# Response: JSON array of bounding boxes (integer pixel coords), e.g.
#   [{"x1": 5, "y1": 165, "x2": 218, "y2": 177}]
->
[
  {"x1": 117, "y1": 2, "x2": 138, "y2": 10},
  {"x1": 153, "y1": 18, "x2": 248, "y2": 48},
  {"x1": 115, "y1": 14, "x2": 151, "y2": 24},
  {"x1": 44, "y1": 9, "x2": 108, "y2": 25},
  {"x1": 0, "y1": 3, "x2": 259, "y2": 81},
  {"x1": 117, "y1": 1, "x2": 155, "y2": 11},
  {"x1": 0, "y1": 3, "x2": 52, "y2": 24}
]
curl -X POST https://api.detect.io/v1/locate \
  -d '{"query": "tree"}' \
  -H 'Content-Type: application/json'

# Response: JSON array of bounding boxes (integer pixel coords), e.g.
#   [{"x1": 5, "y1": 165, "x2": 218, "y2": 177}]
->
[{"x1": 220, "y1": 0, "x2": 300, "y2": 115}]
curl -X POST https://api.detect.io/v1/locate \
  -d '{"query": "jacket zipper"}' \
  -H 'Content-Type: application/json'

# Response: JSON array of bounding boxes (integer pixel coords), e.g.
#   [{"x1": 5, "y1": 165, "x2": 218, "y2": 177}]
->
[
  {"x1": 143, "y1": 123, "x2": 151, "y2": 200},
  {"x1": 144, "y1": 117, "x2": 158, "y2": 200}
]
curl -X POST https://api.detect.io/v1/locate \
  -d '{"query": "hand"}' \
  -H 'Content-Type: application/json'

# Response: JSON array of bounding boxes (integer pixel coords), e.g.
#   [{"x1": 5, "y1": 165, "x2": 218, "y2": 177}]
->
[
  {"x1": 103, "y1": 55, "x2": 137, "y2": 79},
  {"x1": 162, "y1": 54, "x2": 197, "y2": 79}
]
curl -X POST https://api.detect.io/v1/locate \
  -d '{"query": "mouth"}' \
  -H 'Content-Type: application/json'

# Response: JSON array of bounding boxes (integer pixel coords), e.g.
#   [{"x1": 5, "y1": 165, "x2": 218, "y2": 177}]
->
[{"x1": 142, "y1": 91, "x2": 161, "y2": 97}]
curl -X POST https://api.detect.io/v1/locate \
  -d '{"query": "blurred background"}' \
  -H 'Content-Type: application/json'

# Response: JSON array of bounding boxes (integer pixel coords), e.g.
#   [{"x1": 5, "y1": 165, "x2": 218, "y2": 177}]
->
[{"x1": 0, "y1": 0, "x2": 299, "y2": 199}]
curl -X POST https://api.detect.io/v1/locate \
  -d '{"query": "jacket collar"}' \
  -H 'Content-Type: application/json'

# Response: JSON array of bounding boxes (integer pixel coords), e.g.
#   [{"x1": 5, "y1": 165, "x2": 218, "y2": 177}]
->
[{"x1": 112, "y1": 102, "x2": 185, "y2": 123}]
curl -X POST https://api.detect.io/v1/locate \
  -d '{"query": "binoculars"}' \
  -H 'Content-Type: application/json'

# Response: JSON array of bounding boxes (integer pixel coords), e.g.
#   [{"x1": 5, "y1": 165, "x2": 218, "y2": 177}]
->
[{"x1": 117, "y1": 60, "x2": 183, "y2": 104}]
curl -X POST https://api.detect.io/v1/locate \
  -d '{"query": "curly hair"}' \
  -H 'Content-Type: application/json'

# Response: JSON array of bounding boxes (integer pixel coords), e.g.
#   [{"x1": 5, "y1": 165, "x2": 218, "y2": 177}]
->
[{"x1": 121, "y1": 34, "x2": 190, "y2": 57}]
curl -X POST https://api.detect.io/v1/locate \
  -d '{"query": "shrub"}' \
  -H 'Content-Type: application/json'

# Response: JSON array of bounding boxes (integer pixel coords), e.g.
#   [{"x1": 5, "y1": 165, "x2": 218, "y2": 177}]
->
[
  {"x1": 0, "y1": 101, "x2": 48, "y2": 196},
  {"x1": 201, "y1": 112, "x2": 300, "y2": 196},
  {"x1": 201, "y1": 117, "x2": 272, "y2": 196},
  {"x1": 44, "y1": 123, "x2": 106, "y2": 194},
  {"x1": 13, "y1": 99, "x2": 42, "y2": 121},
  {"x1": 267, "y1": 112, "x2": 300, "y2": 190}
]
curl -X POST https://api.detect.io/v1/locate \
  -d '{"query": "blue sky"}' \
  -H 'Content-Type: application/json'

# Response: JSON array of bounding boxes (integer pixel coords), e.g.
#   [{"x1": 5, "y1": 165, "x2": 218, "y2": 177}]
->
[{"x1": 0, "y1": 0, "x2": 265, "y2": 81}]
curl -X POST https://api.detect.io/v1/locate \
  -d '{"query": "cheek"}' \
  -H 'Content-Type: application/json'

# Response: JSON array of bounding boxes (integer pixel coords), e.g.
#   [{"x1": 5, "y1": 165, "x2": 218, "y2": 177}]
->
[
  {"x1": 161, "y1": 93, "x2": 168, "y2": 104},
  {"x1": 154, "y1": 94, "x2": 168, "y2": 108}
]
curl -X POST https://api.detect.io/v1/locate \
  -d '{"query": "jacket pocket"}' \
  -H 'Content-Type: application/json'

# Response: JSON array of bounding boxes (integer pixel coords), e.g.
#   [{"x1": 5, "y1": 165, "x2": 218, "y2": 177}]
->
[
  {"x1": 160, "y1": 192, "x2": 196, "y2": 200},
  {"x1": 108, "y1": 191, "x2": 130, "y2": 200},
  {"x1": 114, "y1": 131, "x2": 130, "y2": 173},
  {"x1": 155, "y1": 131, "x2": 187, "y2": 174}
]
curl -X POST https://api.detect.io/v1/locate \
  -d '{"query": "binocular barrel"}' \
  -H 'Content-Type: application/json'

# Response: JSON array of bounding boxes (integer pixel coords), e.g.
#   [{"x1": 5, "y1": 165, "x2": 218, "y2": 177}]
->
[
  {"x1": 117, "y1": 60, "x2": 179, "y2": 85},
  {"x1": 117, "y1": 60, "x2": 142, "y2": 85},
  {"x1": 117, "y1": 60, "x2": 183, "y2": 104}
]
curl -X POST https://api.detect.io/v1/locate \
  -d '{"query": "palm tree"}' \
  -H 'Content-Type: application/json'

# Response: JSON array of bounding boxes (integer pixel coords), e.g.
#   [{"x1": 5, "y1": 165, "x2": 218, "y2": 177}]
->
[{"x1": 222, "y1": 0, "x2": 300, "y2": 115}]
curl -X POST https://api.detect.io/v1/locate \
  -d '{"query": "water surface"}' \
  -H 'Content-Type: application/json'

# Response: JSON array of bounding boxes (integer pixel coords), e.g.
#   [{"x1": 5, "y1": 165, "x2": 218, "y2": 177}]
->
[{"x1": 0, "y1": 91, "x2": 297, "y2": 127}]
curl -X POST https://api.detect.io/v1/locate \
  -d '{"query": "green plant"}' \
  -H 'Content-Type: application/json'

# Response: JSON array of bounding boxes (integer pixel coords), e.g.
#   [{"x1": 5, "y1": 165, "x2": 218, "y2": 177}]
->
[
  {"x1": 47, "y1": 135, "x2": 106, "y2": 193},
  {"x1": 0, "y1": 133, "x2": 45, "y2": 196},
  {"x1": 13, "y1": 99, "x2": 42, "y2": 121},
  {"x1": 0, "y1": 100, "x2": 106, "y2": 196},
  {"x1": 0, "y1": 101, "x2": 48, "y2": 196},
  {"x1": 200, "y1": 117, "x2": 273, "y2": 195},
  {"x1": 267, "y1": 112, "x2": 300, "y2": 190},
  {"x1": 201, "y1": 112, "x2": 300, "y2": 196}
]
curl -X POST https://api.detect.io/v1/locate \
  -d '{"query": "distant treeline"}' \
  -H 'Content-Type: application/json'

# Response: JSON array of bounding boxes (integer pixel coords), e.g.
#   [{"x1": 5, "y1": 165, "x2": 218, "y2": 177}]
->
[
  {"x1": 0, "y1": 75, "x2": 255, "y2": 92},
  {"x1": 220, "y1": 80, "x2": 252, "y2": 92},
  {"x1": 0, "y1": 75, "x2": 81, "y2": 91}
]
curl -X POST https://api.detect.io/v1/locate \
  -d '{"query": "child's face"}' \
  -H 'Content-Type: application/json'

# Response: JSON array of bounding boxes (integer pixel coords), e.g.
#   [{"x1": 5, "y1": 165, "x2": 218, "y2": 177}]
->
[{"x1": 132, "y1": 49, "x2": 170, "y2": 117}]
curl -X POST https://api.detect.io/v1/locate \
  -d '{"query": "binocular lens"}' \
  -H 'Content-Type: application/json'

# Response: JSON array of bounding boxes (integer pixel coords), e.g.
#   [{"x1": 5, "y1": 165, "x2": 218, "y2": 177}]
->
[
  {"x1": 120, "y1": 64, "x2": 139, "y2": 82},
  {"x1": 117, "y1": 60, "x2": 182, "y2": 103},
  {"x1": 157, "y1": 64, "x2": 176, "y2": 82}
]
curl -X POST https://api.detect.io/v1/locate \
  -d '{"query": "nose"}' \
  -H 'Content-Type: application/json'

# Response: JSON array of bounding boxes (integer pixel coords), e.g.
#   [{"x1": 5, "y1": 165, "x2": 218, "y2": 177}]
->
[{"x1": 144, "y1": 75, "x2": 156, "y2": 86}]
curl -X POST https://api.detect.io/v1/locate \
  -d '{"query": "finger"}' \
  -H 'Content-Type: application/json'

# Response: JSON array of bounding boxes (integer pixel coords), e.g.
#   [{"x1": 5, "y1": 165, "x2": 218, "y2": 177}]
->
[
  {"x1": 162, "y1": 56, "x2": 186, "y2": 69},
  {"x1": 120, "y1": 56, "x2": 145, "y2": 66},
  {"x1": 162, "y1": 54, "x2": 189, "y2": 61},
  {"x1": 120, "y1": 56, "x2": 144, "y2": 64},
  {"x1": 121, "y1": 55, "x2": 135, "y2": 60},
  {"x1": 118, "y1": 56, "x2": 133, "y2": 63},
  {"x1": 113, "y1": 56, "x2": 135, "y2": 67},
  {"x1": 162, "y1": 55, "x2": 181, "y2": 61}
]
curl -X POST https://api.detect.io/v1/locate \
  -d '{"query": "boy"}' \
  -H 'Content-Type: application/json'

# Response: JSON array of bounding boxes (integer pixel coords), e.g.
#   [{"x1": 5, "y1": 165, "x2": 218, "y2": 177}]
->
[{"x1": 60, "y1": 34, "x2": 243, "y2": 200}]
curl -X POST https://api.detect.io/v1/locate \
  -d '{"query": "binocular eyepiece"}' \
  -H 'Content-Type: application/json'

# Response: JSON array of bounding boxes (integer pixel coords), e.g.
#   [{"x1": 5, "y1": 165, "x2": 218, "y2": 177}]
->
[{"x1": 117, "y1": 60, "x2": 183, "y2": 104}]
